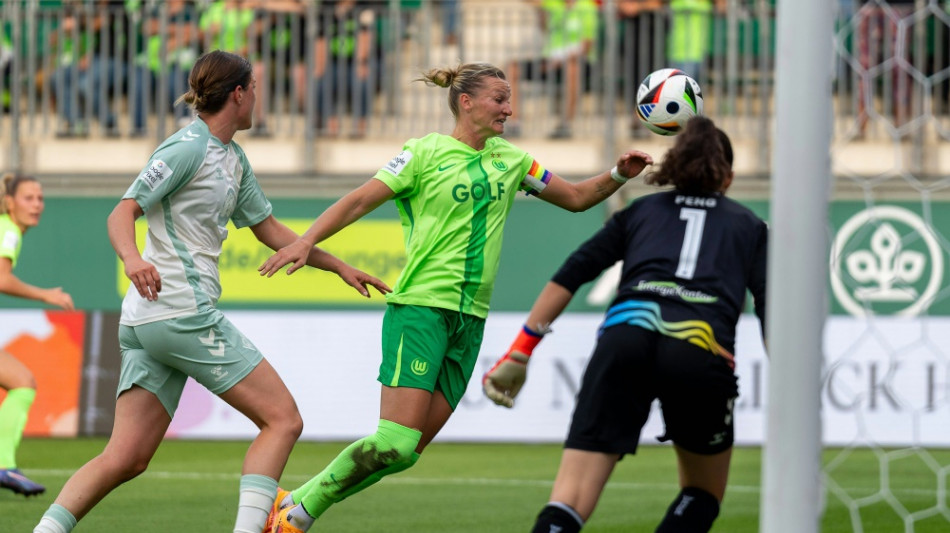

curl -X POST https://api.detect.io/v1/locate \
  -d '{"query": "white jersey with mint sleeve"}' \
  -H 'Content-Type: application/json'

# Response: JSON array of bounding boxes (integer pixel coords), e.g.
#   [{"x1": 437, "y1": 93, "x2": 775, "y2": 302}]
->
[{"x1": 119, "y1": 118, "x2": 272, "y2": 326}]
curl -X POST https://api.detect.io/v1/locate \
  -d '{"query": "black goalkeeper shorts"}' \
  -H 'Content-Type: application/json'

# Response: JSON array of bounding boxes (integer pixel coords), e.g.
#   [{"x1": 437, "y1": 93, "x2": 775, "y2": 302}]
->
[{"x1": 565, "y1": 323, "x2": 739, "y2": 456}]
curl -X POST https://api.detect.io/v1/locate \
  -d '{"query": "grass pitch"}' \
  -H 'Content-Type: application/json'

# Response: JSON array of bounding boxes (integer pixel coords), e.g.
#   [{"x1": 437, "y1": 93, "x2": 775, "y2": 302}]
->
[{"x1": 3, "y1": 438, "x2": 949, "y2": 532}]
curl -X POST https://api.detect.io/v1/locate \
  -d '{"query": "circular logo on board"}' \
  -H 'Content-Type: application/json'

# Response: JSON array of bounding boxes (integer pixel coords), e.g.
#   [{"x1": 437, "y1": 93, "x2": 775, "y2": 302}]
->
[{"x1": 830, "y1": 206, "x2": 943, "y2": 316}]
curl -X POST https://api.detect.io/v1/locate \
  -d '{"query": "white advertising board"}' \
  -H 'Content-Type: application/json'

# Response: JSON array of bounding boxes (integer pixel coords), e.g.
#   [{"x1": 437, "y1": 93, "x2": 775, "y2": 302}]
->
[{"x1": 164, "y1": 311, "x2": 950, "y2": 448}]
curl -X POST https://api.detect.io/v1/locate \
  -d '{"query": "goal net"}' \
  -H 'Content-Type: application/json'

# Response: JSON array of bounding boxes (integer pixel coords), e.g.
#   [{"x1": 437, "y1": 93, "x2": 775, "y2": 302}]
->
[{"x1": 786, "y1": 1, "x2": 950, "y2": 531}]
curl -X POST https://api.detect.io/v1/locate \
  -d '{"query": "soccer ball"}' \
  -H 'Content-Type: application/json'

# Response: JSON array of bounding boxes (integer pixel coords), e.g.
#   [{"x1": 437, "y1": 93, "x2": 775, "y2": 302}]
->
[{"x1": 635, "y1": 68, "x2": 703, "y2": 136}]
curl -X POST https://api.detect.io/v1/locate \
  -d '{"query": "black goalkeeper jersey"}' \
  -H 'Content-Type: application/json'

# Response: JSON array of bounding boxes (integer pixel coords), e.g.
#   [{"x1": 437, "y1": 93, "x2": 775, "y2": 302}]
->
[{"x1": 551, "y1": 189, "x2": 768, "y2": 356}]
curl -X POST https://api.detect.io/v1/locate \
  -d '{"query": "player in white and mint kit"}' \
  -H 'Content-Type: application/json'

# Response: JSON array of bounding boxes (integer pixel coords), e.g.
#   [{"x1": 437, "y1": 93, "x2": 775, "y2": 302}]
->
[
  {"x1": 33, "y1": 50, "x2": 389, "y2": 533},
  {"x1": 0, "y1": 173, "x2": 75, "y2": 498},
  {"x1": 259, "y1": 62, "x2": 653, "y2": 533}
]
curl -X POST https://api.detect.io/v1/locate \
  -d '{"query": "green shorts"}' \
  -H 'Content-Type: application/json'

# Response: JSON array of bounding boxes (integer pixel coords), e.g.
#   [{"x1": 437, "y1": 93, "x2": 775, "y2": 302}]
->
[
  {"x1": 117, "y1": 307, "x2": 264, "y2": 417},
  {"x1": 379, "y1": 304, "x2": 485, "y2": 410}
]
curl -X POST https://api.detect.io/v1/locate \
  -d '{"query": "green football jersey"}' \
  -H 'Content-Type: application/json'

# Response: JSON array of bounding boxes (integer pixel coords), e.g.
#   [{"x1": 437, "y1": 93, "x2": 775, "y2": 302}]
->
[
  {"x1": 0, "y1": 213, "x2": 23, "y2": 268},
  {"x1": 373, "y1": 133, "x2": 552, "y2": 318}
]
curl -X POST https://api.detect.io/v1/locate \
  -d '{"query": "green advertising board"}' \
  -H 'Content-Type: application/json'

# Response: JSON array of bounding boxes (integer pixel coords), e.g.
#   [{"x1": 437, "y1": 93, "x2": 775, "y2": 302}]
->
[
  {"x1": 0, "y1": 196, "x2": 606, "y2": 312},
  {"x1": 4, "y1": 196, "x2": 946, "y2": 317}
]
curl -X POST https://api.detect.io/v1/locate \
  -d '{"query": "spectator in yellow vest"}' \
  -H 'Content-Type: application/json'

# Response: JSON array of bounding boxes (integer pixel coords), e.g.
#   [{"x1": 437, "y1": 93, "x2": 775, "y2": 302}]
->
[
  {"x1": 508, "y1": 0, "x2": 600, "y2": 140},
  {"x1": 667, "y1": 0, "x2": 725, "y2": 83},
  {"x1": 313, "y1": 0, "x2": 375, "y2": 139}
]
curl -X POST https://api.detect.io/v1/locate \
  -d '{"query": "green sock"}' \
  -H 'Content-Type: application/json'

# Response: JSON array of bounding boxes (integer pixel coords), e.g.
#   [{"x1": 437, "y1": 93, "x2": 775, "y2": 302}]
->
[
  {"x1": 294, "y1": 420, "x2": 421, "y2": 519},
  {"x1": 291, "y1": 450, "x2": 422, "y2": 507},
  {"x1": 0, "y1": 388, "x2": 36, "y2": 469}
]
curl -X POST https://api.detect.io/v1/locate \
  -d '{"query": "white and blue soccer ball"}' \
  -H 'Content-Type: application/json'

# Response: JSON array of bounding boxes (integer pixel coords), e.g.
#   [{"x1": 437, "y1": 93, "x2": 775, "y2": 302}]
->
[{"x1": 635, "y1": 68, "x2": 703, "y2": 136}]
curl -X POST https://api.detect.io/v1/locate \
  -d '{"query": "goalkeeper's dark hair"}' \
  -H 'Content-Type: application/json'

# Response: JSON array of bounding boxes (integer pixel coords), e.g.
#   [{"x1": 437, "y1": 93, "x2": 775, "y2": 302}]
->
[
  {"x1": 1, "y1": 172, "x2": 40, "y2": 214},
  {"x1": 645, "y1": 116, "x2": 734, "y2": 195},
  {"x1": 415, "y1": 63, "x2": 507, "y2": 121}
]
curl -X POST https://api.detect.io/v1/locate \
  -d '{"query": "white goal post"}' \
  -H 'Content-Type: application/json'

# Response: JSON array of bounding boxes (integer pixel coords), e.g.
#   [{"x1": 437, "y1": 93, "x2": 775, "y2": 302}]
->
[{"x1": 761, "y1": 0, "x2": 833, "y2": 532}]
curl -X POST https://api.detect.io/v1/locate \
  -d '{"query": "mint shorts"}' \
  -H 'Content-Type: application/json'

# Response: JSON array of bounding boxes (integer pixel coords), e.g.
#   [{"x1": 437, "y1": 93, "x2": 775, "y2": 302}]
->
[
  {"x1": 117, "y1": 307, "x2": 263, "y2": 417},
  {"x1": 379, "y1": 304, "x2": 485, "y2": 410}
]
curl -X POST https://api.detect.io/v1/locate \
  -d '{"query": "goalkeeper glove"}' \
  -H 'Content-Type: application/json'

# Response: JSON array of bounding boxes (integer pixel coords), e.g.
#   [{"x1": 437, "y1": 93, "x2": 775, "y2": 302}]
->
[{"x1": 482, "y1": 325, "x2": 546, "y2": 408}]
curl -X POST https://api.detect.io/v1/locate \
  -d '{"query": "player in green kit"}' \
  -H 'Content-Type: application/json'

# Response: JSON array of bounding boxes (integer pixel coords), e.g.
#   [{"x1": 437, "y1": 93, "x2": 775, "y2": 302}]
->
[
  {"x1": 0, "y1": 173, "x2": 74, "y2": 498},
  {"x1": 258, "y1": 62, "x2": 653, "y2": 532}
]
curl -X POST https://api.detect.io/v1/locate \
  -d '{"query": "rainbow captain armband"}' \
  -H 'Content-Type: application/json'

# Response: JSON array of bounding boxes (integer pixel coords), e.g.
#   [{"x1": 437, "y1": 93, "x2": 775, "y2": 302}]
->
[{"x1": 522, "y1": 160, "x2": 552, "y2": 196}]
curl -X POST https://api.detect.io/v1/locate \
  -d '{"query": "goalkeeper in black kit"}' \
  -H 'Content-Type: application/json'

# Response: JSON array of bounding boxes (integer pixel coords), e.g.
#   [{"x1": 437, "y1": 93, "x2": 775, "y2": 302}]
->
[{"x1": 483, "y1": 116, "x2": 768, "y2": 533}]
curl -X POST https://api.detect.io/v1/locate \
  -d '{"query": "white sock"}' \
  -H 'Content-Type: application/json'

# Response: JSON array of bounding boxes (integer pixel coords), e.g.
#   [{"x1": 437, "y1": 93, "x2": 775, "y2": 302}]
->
[
  {"x1": 287, "y1": 504, "x2": 316, "y2": 531},
  {"x1": 34, "y1": 518, "x2": 68, "y2": 533},
  {"x1": 233, "y1": 474, "x2": 278, "y2": 533}
]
